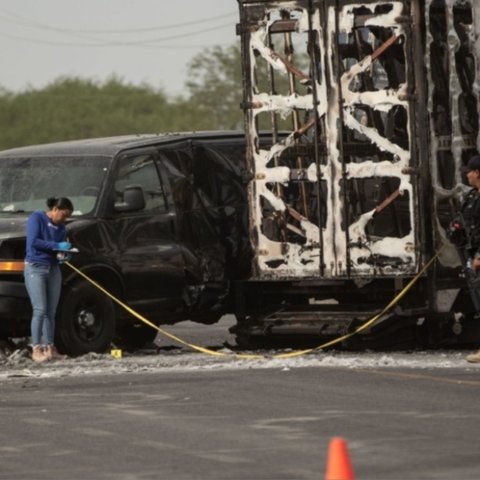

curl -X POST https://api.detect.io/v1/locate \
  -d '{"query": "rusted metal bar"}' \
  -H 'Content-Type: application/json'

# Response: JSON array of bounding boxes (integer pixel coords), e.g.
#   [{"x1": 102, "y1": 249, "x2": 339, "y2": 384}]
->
[
  {"x1": 269, "y1": 19, "x2": 297, "y2": 33},
  {"x1": 269, "y1": 48, "x2": 311, "y2": 82},
  {"x1": 282, "y1": 12, "x2": 309, "y2": 219},
  {"x1": 371, "y1": 34, "x2": 399, "y2": 62},
  {"x1": 286, "y1": 223, "x2": 306, "y2": 237},
  {"x1": 373, "y1": 188, "x2": 400, "y2": 216},
  {"x1": 287, "y1": 205, "x2": 307, "y2": 223},
  {"x1": 278, "y1": 55, "x2": 311, "y2": 82},
  {"x1": 267, "y1": 31, "x2": 285, "y2": 211},
  {"x1": 293, "y1": 116, "x2": 316, "y2": 138}
]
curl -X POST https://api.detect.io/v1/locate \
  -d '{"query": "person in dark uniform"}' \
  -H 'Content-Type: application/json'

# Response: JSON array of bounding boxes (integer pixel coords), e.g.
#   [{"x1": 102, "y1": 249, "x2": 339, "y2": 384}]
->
[{"x1": 459, "y1": 156, "x2": 480, "y2": 362}]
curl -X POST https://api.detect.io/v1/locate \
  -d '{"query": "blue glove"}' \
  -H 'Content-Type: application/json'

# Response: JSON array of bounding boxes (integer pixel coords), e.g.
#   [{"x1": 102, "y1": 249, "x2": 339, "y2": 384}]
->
[{"x1": 57, "y1": 241, "x2": 72, "y2": 251}]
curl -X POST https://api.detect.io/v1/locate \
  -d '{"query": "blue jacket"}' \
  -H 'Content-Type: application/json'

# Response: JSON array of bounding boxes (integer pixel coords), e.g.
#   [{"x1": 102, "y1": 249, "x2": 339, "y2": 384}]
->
[{"x1": 25, "y1": 211, "x2": 67, "y2": 265}]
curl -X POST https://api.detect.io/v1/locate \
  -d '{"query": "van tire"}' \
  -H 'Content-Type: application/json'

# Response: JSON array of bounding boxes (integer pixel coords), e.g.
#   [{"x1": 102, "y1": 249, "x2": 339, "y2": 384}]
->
[{"x1": 56, "y1": 280, "x2": 116, "y2": 356}]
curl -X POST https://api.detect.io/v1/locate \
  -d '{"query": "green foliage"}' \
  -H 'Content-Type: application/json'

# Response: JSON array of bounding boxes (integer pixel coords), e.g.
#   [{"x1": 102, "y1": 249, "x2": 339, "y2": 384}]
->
[
  {"x1": 0, "y1": 76, "x2": 177, "y2": 149},
  {"x1": 185, "y1": 44, "x2": 244, "y2": 130},
  {"x1": 0, "y1": 44, "x2": 246, "y2": 150}
]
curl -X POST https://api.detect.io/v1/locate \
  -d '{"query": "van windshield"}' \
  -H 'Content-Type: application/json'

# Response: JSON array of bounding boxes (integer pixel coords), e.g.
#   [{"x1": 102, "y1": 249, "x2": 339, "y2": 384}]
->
[{"x1": 0, "y1": 156, "x2": 110, "y2": 215}]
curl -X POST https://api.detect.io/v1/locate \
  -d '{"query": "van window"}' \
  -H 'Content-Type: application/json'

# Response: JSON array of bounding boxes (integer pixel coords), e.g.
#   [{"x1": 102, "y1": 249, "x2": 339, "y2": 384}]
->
[{"x1": 114, "y1": 154, "x2": 167, "y2": 213}]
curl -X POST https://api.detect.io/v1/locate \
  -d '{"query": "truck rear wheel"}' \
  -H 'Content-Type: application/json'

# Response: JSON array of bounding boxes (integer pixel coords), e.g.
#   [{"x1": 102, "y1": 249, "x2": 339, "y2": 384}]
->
[{"x1": 56, "y1": 280, "x2": 116, "y2": 356}]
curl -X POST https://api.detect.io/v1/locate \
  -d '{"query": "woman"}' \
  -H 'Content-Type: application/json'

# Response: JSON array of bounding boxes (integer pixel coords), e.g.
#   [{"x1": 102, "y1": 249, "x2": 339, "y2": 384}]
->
[{"x1": 24, "y1": 197, "x2": 74, "y2": 362}]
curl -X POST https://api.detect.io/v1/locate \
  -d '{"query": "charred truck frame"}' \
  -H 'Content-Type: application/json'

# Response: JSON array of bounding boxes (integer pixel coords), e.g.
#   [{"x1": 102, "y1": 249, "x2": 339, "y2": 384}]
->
[{"x1": 233, "y1": 0, "x2": 480, "y2": 347}]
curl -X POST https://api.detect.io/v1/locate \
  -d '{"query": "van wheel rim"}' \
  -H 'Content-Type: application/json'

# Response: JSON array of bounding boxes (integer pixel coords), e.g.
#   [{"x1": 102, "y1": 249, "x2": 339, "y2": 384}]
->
[{"x1": 73, "y1": 305, "x2": 103, "y2": 341}]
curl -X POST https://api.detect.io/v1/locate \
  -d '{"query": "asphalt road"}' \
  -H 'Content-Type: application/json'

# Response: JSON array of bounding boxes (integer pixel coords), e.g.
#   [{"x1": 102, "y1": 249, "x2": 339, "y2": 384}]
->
[{"x1": 1, "y1": 363, "x2": 480, "y2": 480}]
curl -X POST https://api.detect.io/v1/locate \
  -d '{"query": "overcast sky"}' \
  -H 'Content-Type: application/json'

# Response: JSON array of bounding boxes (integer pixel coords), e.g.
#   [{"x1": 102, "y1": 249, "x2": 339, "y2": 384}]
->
[{"x1": 0, "y1": 0, "x2": 238, "y2": 96}]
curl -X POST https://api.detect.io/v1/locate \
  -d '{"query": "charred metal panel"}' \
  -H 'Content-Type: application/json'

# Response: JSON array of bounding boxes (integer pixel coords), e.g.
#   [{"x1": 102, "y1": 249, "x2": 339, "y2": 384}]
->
[
  {"x1": 238, "y1": 0, "x2": 421, "y2": 279},
  {"x1": 427, "y1": 0, "x2": 480, "y2": 268}
]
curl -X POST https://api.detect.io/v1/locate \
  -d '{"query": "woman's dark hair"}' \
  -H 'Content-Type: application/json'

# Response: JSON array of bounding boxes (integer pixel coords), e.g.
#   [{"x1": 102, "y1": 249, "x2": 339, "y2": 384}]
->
[{"x1": 46, "y1": 197, "x2": 74, "y2": 212}]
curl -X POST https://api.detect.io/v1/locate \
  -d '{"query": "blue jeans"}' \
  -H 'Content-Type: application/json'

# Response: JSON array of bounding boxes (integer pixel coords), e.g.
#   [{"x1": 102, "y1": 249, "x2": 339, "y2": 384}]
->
[{"x1": 24, "y1": 262, "x2": 62, "y2": 346}]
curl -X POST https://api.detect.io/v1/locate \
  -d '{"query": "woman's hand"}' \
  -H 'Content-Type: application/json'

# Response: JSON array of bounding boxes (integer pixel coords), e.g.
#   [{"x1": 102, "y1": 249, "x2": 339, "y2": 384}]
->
[
  {"x1": 58, "y1": 253, "x2": 73, "y2": 263},
  {"x1": 57, "y1": 241, "x2": 72, "y2": 251}
]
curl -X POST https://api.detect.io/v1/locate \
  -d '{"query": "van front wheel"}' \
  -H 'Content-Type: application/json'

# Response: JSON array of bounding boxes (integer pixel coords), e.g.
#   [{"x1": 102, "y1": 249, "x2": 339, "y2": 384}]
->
[{"x1": 56, "y1": 280, "x2": 116, "y2": 356}]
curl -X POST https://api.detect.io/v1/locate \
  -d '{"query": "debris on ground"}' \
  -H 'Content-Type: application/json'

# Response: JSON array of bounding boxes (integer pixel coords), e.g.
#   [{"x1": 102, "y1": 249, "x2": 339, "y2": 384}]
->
[{"x1": 0, "y1": 337, "x2": 477, "y2": 383}]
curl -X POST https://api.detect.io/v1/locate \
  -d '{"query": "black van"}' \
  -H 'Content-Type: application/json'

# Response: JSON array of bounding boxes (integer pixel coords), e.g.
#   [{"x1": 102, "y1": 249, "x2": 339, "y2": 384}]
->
[{"x1": 0, "y1": 132, "x2": 254, "y2": 355}]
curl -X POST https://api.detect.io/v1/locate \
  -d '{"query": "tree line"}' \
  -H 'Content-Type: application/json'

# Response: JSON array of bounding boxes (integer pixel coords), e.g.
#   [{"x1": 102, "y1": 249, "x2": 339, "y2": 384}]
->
[{"x1": 0, "y1": 45, "x2": 245, "y2": 150}]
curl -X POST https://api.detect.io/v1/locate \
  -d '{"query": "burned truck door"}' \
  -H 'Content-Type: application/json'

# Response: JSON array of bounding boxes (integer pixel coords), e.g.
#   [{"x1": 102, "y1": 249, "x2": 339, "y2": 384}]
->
[
  {"x1": 158, "y1": 143, "x2": 230, "y2": 289},
  {"x1": 238, "y1": 0, "x2": 422, "y2": 279},
  {"x1": 110, "y1": 149, "x2": 186, "y2": 315}
]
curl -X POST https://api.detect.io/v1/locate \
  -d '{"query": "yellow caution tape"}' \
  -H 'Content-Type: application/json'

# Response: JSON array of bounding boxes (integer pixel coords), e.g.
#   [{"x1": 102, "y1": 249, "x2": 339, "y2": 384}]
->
[
  {"x1": 65, "y1": 262, "x2": 261, "y2": 359},
  {"x1": 65, "y1": 248, "x2": 442, "y2": 360}
]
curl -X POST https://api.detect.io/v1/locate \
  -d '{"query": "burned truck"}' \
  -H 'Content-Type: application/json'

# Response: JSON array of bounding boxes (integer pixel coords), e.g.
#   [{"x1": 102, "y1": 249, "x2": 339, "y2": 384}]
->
[{"x1": 231, "y1": 0, "x2": 480, "y2": 348}]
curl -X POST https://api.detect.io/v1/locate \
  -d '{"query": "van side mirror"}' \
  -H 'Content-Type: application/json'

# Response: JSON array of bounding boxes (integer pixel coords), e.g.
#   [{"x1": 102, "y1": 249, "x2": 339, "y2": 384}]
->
[{"x1": 114, "y1": 185, "x2": 146, "y2": 212}]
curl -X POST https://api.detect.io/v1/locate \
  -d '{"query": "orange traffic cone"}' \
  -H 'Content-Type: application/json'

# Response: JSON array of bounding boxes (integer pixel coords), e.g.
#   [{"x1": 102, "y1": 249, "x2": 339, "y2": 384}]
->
[{"x1": 325, "y1": 437, "x2": 355, "y2": 480}]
